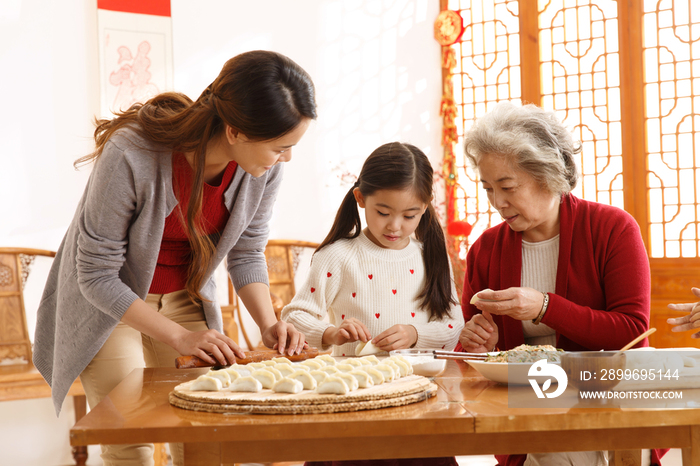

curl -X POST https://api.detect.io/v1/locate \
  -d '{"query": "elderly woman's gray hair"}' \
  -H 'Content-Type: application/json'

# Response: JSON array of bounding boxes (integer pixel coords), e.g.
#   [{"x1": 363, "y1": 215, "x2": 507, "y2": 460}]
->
[{"x1": 463, "y1": 102, "x2": 580, "y2": 196}]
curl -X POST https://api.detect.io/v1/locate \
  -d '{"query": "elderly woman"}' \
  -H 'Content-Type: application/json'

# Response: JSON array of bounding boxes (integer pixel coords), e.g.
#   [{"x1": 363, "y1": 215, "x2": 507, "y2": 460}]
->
[{"x1": 456, "y1": 103, "x2": 665, "y2": 466}]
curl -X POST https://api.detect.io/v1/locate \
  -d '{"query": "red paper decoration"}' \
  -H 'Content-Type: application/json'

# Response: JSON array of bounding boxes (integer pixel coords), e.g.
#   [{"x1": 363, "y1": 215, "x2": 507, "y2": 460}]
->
[{"x1": 434, "y1": 10, "x2": 464, "y2": 46}]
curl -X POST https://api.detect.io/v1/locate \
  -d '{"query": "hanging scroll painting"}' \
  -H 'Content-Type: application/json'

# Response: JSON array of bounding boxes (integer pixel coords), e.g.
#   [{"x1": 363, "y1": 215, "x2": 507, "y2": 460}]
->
[{"x1": 97, "y1": 0, "x2": 173, "y2": 118}]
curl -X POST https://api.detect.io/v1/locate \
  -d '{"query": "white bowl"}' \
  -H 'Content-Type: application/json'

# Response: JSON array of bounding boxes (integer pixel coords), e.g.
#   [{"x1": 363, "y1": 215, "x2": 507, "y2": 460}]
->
[
  {"x1": 467, "y1": 359, "x2": 561, "y2": 385},
  {"x1": 389, "y1": 349, "x2": 447, "y2": 377}
]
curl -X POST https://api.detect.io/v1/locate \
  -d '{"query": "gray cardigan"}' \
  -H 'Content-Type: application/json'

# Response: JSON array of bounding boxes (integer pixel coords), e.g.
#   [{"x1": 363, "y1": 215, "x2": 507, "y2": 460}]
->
[{"x1": 33, "y1": 128, "x2": 283, "y2": 414}]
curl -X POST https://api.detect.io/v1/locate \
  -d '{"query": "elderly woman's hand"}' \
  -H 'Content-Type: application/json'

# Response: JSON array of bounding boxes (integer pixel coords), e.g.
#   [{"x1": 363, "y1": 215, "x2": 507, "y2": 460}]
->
[
  {"x1": 459, "y1": 311, "x2": 499, "y2": 353},
  {"x1": 472, "y1": 287, "x2": 546, "y2": 321},
  {"x1": 667, "y1": 287, "x2": 700, "y2": 339}
]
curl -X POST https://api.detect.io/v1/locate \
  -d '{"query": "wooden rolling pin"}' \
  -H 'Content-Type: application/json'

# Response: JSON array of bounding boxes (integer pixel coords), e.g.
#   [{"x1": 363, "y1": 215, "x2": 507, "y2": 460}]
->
[{"x1": 175, "y1": 347, "x2": 320, "y2": 369}]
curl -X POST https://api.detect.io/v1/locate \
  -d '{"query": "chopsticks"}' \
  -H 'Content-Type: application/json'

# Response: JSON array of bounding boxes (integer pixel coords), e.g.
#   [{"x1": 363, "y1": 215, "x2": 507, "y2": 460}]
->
[{"x1": 433, "y1": 350, "x2": 488, "y2": 360}]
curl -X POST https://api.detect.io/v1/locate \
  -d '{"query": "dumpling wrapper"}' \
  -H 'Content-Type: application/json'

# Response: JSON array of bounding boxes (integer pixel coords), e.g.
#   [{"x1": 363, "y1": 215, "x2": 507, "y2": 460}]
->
[
  {"x1": 349, "y1": 369, "x2": 374, "y2": 388},
  {"x1": 337, "y1": 372, "x2": 359, "y2": 391},
  {"x1": 355, "y1": 340, "x2": 382, "y2": 356},
  {"x1": 317, "y1": 354, "x2": 337, "y2": 365},
  {"x1": 206, "y1": 369, "x2": 231, "y2": 387},
  {"x1": 273, "y1": 377, "x2": 304, "y2": 394},
  {"x1": 310, "y1": 370, "x2": 328, "y2": 384},
  {"x1": 470, "y1": 288, "x2": 495, "y2": 305},
  {"x1": 251, "y1": 369, "x2": 276, "y2": 389},
  {"x1": 190, "y1": 375, "x2": 223, "y2": 391},
  {"x1": 317, "y1": 376, "x2": 349, "y2": 395},
  {"x1": 231, "y1": 376, "x2": 263, "y2": 392},
  {"x1": 290, "y1": 370, "x2": 318, "y2": 390}
]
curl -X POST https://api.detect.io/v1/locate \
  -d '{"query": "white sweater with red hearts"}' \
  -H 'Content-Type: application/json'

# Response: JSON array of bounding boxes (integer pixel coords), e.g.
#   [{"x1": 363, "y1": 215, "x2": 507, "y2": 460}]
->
[{"x1": 281, "y1": 231, "x2": 463, "y2": 356}]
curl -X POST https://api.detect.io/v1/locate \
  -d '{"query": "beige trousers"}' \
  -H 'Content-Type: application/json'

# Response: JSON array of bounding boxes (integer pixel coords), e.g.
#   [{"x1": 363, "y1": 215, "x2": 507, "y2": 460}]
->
[{"x1": 79, "y1": 290, "x2": 208, "y2": 466}]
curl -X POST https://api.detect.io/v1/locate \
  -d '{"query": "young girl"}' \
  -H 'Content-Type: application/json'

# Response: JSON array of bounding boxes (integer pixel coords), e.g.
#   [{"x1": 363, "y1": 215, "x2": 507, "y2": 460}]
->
[
  {"x1": 34, "y1": 50, "x2": 316, "y2": 466},
  {"x1": 282, "y1": 142, "x2": 462, "y2": 466}
]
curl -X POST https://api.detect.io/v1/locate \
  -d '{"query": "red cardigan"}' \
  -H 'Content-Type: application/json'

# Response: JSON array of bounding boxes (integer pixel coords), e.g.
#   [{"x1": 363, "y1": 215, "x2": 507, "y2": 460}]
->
[{"x1": 457, "y1": 194, "x2": 665, "y2": 466}]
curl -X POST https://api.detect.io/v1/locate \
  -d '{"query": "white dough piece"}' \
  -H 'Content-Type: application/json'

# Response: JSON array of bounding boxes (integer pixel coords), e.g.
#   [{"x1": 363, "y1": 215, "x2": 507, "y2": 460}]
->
[
  {"x1": 310, "y1": 370, "x2": 328, "y2": 384},
  {"x1": 337, "y1": 372, "x2": 359, "y2": 391},
  {"x1": 251, "y1": 369, "x2": 276, "y2": 389},
  {"x1": 317, "y1": 354, "x2": 337, "y2": 365},
  {"x1": 190, "y1": 375, "x2": 223, "y2": 391},
  {"x1": 364, "y1": 367, "x2": 386, "y2": 385},
  {"x1": 290, "y1": 370, "x2": 318, "y2": 390},
  {"x1": 349, "y1": 369, "x2": 375, "y2": 388},
  {"x1": 231, "y1": 376, "x2": 263, "y2": 393},
  {"x1": 320, "y1": 365, "x2": 340, "y2": 375},
  {"x1": 316, "y1": 376, "x2": 349, "y2": 395},
  {"x1": 273, "y1": 377, "x2": 304, "y2": 394},
  {"x1": 470, "y1": 288, "x2": 495, "y2": 304},
  {"x1": 206, "y1": 369, "x2": 232, "y2": 387},
  {"x1": 355, "y1": 340, "x2": 382, "y2": 356},
  {"x1": 360, "y1": 355, "x2": 381, "y2": 365},
  {"x1": 300, "y1": 359, "x2": 325, "y2": 370},
  {"x1": 335, "y1": 363, "x2": 356, "y2": 373},
  {"x1": 374, "y1": 363, "x2": 397, "y2": 382},
  {"x1": 683, "y1": 356, "x2": 697, "y2": 367}
]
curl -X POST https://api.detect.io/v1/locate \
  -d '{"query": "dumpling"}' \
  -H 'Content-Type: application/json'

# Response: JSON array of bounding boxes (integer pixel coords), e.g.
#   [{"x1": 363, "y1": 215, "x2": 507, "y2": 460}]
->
[
  {"x1": 273, "y1": 377, "x2": 304, "y2": 394},
  {"x1": 274, "y1": 363, "x2": 296, "y2": 377},
  {"x1": 272, "y1": 356, "x2": 293, "y2": 365},
  {"x1": 261, "y1": 360, "x2": 278, "y2": 366},
  {"x1": 320, "y1": 366, "x2": 340, "y2": 375},
  {"x1": 264, "y1": 366, "x2": 283, "y2": 381},
  {"x1": 374, "y1": 363, "x2": 396, "y2": 382},
  {"x1": 316, "y1": 376, "x2": 349, "y2": 395},
  {"x1": 386, "y1": 357, "x2": 412, "y2": 377},
  {"x1": 231, "y1": 376, "x2": 263, "y2": 392},
  {"x1": 470, "y1": 288, "x2": 495, "y2": 304},
  {"x1": 247, "y1": 362, "x2": 267, "y2": 370},
  {"x1": 355, "y1": 340, "x2": 382, "y2": 356},
  {"x1": 251, "y1": 369, "x2": 276, "y2": 389},
  {"x1": 334, "y1": 363, "x2": 355, "y2": 373},
  {"x1": 345, "y1": 358, "x2": 363, "y2": 367},
  {"x1": 206, "y1": 369, "x2": 232, "y2": 387},
  {"x1": 310, "y1": 370, "x2": 328, "y2": 384},
  {"x1": 300, "y1": 359, "x2": 325, "y2": 370},
  {"x1": 349, "y1": 369, "x2": 374, "y2": 389},
  {"x1": 224, "y1": 365, "x2": 250, "y2": 376},
  {"x1": 317, "y1": 354, "x2": 337, "y2": 366},
  {"x1": 223, "y1": 368, "x2": 242, "y2": 382},
  {"x1": 291, "y1": 363, "x2": 310, "y2": 372},
  {"x1": 363, "y1": 367, "x2": 386, "y2": 385},
  {"x1": 190, "y1": 375, "x2": 223, "y2": 391},
  {"x1": 359, "y1": 355, "x2": 381, "y2": 365},
  {"x1": 290, "y1": 370, "x2": 318, "y2": 390},
  {"x1": 383, "y1": 360, "x2": 401, "y2": 375},
  {"x1": 337, "y1": 372, "x2": 359, "y2": 391}
]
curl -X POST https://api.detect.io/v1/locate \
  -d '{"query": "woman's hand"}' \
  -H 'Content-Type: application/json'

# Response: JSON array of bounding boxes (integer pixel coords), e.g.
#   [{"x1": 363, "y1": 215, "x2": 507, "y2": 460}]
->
[
  {"x1": 473, "y1": 287, "x2": 544, "y2": 321},
  {"x1": 373, "y1": 324, "x2": 418, "y2": 352},
  {"x1": 174, "y1": 328, "x2": 244, "y2": 367},
  {"x1": 667, "y1": 287, "x2": 700, "y2": 338},
  {"x1": 322, "y1": 318, "x2": 371, "y2": 347},
  {"x1": 261, "y1": 320, "x2": 306, "y2": 356},
  {"x1": 459, "y1": 311, "x2": 498, "y2": 353}
]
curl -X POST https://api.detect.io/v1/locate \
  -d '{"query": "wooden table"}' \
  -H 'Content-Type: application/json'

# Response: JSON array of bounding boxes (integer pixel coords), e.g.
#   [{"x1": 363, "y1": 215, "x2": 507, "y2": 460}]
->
[{"x1": 70, "y1": 361, "x2": 700, "y2": 465}]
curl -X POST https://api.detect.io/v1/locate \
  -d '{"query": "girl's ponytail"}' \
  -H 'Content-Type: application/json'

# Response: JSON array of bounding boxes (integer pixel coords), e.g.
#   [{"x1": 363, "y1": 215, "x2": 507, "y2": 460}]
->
[
  {"x1": 415, "y1": 203, "x2": 455, "y2": 321},
  {"x1": 316, "y1": 183, "x2": 363, "y2": 253}
]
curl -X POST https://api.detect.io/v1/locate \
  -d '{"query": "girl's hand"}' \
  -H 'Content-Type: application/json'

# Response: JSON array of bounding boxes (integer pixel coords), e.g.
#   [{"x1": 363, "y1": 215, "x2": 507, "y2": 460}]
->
[
  {"x1": 174, "y1": 328, "x2": 244, "y2": 367},
  {"x1": 459, "y1": 311, "x2": 498, "y2": 353},
  {"x1": 372, "y1": 324, "x2": 418, "y2": 351},
  {"x1": 473, "y1": 287, "x2": 544, "y2": 321},
  {"x1": 261, "y1": 320, "x2": 306, "y2": 356},
  {"x1": 322, "y1": 318, "x2": 371, "y2": 346},
  {"x1": 667, "y1": 287, "x2": 700, "y2": 338}
]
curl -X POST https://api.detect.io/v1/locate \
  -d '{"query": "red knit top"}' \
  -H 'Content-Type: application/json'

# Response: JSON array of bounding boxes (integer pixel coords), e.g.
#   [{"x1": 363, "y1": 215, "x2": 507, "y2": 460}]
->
[{"x1": 149, "y1": 152, "x2": 237, "y2": 294}]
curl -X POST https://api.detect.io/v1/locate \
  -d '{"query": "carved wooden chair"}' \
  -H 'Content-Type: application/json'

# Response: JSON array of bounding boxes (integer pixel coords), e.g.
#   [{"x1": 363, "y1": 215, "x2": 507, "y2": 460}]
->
[
  {"x1": 0, "y1": 248, "x2": 88, "y2": 465},
  {"x1": 221, "y1": 239, "x2": 319, "y2": 350}
]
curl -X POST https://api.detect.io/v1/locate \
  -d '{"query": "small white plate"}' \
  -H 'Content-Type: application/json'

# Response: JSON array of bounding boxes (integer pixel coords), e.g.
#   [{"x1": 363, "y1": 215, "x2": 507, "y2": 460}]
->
[
  {"x1": 467, "y1": 359, "x2": 561, "y2": 385},
  {"x1": 389, "y1": 349, "x2": 447, "y2": 377}
]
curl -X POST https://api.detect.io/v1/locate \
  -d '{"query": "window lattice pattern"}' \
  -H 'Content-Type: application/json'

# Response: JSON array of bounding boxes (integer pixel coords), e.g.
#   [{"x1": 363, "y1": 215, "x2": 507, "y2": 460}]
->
[
  {"x1": 448, "y1": 0, "x2": 521, "y2": 249},
  {"x1": 540, "y1": 0, "x2": 625, "y2": 208},
  {"x1": 644, "y1": 0, "x2": 700, "y2": 258}
]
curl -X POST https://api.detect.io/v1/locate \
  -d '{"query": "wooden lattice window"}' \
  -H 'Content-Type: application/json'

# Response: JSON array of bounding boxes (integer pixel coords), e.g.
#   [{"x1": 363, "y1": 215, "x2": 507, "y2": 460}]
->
[{"x1": 440, "y1": 0, "x2": 700, "y2": 348}]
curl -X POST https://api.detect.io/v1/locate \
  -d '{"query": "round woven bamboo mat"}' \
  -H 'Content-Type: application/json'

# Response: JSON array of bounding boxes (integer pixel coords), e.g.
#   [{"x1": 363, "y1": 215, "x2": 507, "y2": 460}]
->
[{"x1": 169, "y1": 374, "x2": 437, "y2": 414}]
